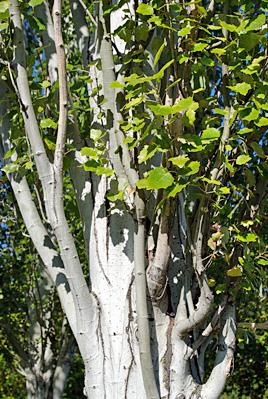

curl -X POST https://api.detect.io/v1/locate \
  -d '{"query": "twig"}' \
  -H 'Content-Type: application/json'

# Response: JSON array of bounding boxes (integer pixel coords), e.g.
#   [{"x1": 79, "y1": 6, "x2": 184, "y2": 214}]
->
[
  {"x1": 238, "y1": 322, "x2": 268, "y2": 331},
  {"x1": 78, "y1": 0, "x2": 97, "y2": 27},
  {"x1": 53, "y1": 0, "x2": 68, "y2": 177}
]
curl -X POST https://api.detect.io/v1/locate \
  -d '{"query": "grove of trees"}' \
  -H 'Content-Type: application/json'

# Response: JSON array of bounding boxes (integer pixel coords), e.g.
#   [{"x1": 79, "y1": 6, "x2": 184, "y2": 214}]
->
[{"x1": 0, "y1": 0, "x2": 267, "y2": 398}]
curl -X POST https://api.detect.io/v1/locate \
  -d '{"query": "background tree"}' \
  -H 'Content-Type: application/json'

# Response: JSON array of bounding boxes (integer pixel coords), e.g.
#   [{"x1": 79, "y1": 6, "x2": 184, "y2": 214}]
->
[
  {"x1": 0, "y1": 179, "x2": 76, "y2": 399},
  {"x1": 0, "y1": 0, "x2": 267, "y2": 398}
]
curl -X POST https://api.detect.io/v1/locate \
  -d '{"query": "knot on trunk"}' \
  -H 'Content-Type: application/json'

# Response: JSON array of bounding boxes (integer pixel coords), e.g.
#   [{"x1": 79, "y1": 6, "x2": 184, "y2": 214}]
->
[{"x1": 147, "y1": 264, "x2": 167, "y2": 300}]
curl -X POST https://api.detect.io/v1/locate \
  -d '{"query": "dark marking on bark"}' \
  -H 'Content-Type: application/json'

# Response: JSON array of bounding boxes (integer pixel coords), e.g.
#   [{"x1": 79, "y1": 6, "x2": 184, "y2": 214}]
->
[
  {"x1": 93, "y1": 217, "x2": 111, "y2": 285},
  {"x1": 124, "y1": 274, "x2": 135, "y2": 398}
]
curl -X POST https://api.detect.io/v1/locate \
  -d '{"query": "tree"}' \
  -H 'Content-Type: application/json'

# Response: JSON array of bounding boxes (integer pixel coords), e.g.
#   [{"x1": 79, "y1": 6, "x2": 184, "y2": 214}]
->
[{"x1": 0, "y1": 0, "x2": 267, "y2": 398}]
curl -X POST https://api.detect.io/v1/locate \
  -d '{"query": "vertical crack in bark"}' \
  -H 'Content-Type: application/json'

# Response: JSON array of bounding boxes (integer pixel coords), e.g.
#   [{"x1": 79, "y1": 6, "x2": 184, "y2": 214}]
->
[
  {"x1": 92, "y1": 291, "x2": 107, "y2": 399},
  {"x1": 93, "y1": 216, "x2": 111, "y2": 286}
]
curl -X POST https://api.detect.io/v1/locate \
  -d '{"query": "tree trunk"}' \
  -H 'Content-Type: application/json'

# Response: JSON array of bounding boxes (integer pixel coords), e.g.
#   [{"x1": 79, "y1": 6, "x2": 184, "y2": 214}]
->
[{"x1": 1, "y1": 1, "x2": 243, "y2": 398}]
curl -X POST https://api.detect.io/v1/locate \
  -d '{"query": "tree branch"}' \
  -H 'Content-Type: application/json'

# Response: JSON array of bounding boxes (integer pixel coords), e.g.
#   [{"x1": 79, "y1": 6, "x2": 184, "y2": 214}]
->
[
  {"x1": 53, "y1": 0, "x2": 68, "y2": 181},
  {"x1": 201, "y1": 304, "x2": 236, "y2": 399},
  {"x1": 238, "y1": 322, "x2": 268, "y2": 331},
  {"x1": 147, "y1": 201, "x2": 174, "y2": 303},
  {"x1": 9, "y1": 0, "x2": 52, "y2": 182},
  {"x1": 187, "y1": 297, "x2": 228, "y2": 360},
  {"x1": 134, "y1": 195, "x2": 160, "y2": 398},
  {"x1": 35, "y1": 1, "x2": 58, "y2": 84},
  {"x1": 175, "y1": 276, "x2": 213, "y2": 336},
  {"x1": 99, "y1": 1, "x2": 138, "y2": 188}
]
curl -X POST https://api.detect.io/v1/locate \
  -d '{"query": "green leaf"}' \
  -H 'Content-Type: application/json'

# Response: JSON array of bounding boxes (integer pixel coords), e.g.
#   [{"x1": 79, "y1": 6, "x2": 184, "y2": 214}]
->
[
  {"x1": 125, "y1": 96, "x2": 143, "y2": 110},
  {"x1": 154, "y1": 41, "x2": 165, "y2": 67},
  {"x1": 228, "y1": 82, "x2": 252, "y2": 96},
  {"x1": 202, "y1": 177, "x2": 221, "y2": 185},
  {"x1": 44, "y1": 137, "x2": 56, "y2": 151},
  {"x1": 167, "y1": 183, "x2": 188, "y2": 197},
  {"x1": 227, "y1": 266, "x2": 243, "y2": 277},
  {"x1": 257, "y1": 259, "x2": 268, "y2": 266},
  {"x1": 29, "y1": 0, "x2": 45, "y2": 7},
  {"x1": 239, "y1": 32, "x2": 261, "y2": 50},
  {"x1": 138, "y1": 145, "x2": 158, "y2": 164},
  {"x1": 24, "y1": 161, "x2": 33, "y2": 170},
  {"x1": 95, "y1": 166, "x2": 114, "y2": 177},
  {"x1": 3, "y1": 147, "x2": 16, "y2": 160},
  {"x1": 90, "y1": 129, "x2": 103, "y2": 142},
  {"x1": 238, "y1": 128, "x2": 253, "y2": 134},
  {"x1": 201, "y1": 128, "x2": 221, "y2": 143},
  {"x1": 219, "y1": 186, "x2": 231, "y2": 194},
  {"x1": 0, "y1": 22, "x2": 8, "y2": 30},
  {"x1": 80, "y1": 147, "x2": 98, "y2": 158},
  {"x1": 183, "y1": 161, "x2": 200, "y2": 176},
  {"x1": 1, "y1": 163, "x2": 19, "y2": 174},
  {"x1": 186, "y1": 107, "x2": 197, "y2": 125},
  {"x1": 0, "y1": 1, "x2": 9, "y2": 13},
  {"x1": 125, "y1": 60, "x2": 174, "y2": 86},
  {"x1": 32, "y1": 16, "x2": 45, "y2": 31},
  {"x1": 220, "y1": 21, "x2": 238, "y2": 32},
  {"x1": 208, "y1": 278, "x2": 216, "y2": 287},
  {"x1": 250, "y1": 142, "x2": 265, "y2": 158},
  {"x1": 240, "y1": 220, "x2": 253, "y2": 228},
  {"x1": 136, "y1": 3, "x2": 154, "y2": 16},
  {"x1": 169, "y1": 155, "x2": 189, "y2": 168},
  {"x1": 136, "y1": 23, "x2": 149, "y2": 41},
  {"x1": 148, "y1": 15, "x2": 162, "y2": 26},
  {"x1": 246, "y1": 14, "x2": 266, "y2": 31},
  {"x1": 83, "y1": 159, "x2": 99, "y2": 171},
  {"x1": 211, "y1": 48, "x2": 226, "y2": 55},
  {"x1": 178, "y1": 25, "x2": 193, "y2": 37},
  {"x1": 110, "y1": 81, "x2": 124, "y2": 89},
  {"x1": 192, "y1": 42, "x2": 208, "y2": 52},
  {"x1": 236, "y1": 233, "x2": 258, "y2": 243},
  {"x1": 149, "y1": 97, "x2": 198, "y2": 116},
  {"x1": 236, "y1": 154, "x2": 251, "y2": 165},
  {"x1": 173, "y1": 97, "x2": 198, "y2": 113},
  {"x1": 150, "y1": 59, "x2": 174, "y2": 81},
  {"x1": 136, "y1": 167, "x2": 174, "y2": 190},
  {"x1": 106, "y1": 191, "x2": 124, "y2": 202},
  {"x1": 40, "y1": 118, "x2": 57, "y2": 129},
  {"x1": 41, "y1": 80, "x2": 51, "y2": 89},
  {"x1": 224, "y1": 158, "x2": 235, "y2": 174},
  {"x1": 255, "y1": 117, "x2": 268, "y2": 127},
  {"x1": 243, "y1": 109, "x2": 259, "y2": 121}
]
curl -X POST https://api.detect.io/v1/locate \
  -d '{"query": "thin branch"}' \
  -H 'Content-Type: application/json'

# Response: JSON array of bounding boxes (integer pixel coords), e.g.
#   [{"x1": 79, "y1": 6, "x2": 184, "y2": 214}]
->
[
  {"x1": 77, "y1": 0, "x2": 97, "y2": 27},
  {"x1": 134, "y1": 194, "x2": 160, "y2": 399},
  {"x1": 99, "y1": 1, "x2": 138, "y2": 187},
  {"x1": 9, "y1": 0, "x2": 51, "y2": 181},
  {"x1": 53, "y1": 0, "x2": 68, "y2": 179},
  {"x1": 210, "y1": 0, "x2": 231, "y2": 182},
  {"x1": 35, "y1": 1, "x2": 58, "y2": 84},
  {"x1": 238, "y1": 322, "x2": 268, "y2": 331}
]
